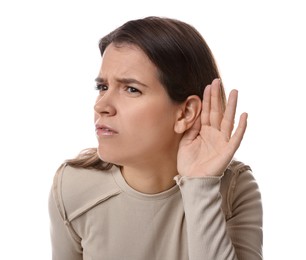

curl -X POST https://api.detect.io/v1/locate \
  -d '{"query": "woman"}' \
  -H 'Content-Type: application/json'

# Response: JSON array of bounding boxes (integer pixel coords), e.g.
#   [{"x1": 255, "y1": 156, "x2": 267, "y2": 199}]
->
[{"x1": 49, "y1": 16, "x2": 263, "y2": 259}]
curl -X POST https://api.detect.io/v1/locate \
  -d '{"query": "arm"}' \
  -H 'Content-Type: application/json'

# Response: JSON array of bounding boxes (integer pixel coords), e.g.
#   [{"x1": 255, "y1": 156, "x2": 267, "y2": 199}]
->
[
  {"x1": 175, "y1": 167, "x2": 262, "y2": 260},
  {"x1": 176, "y1": 175, "x2": 236, "y2": 259},
  {"x1": 177, "y1": 79, "x2": 262, "y2": 259},
  {"x1": 48, "y1": 171, "x2": 83, "y2": 260},
  {"x1": 226, "y1": 168, "x2": 263, "y2": 259}
]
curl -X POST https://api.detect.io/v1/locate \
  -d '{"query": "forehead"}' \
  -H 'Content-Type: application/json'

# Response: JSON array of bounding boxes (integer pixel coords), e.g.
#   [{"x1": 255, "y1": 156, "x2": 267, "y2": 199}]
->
[
  {"x1": 101, "y1": 43, "x2": 155, "y2": 70},
  {"x1": 98, "y1": 43, "x2": 161, "y2": 88}
]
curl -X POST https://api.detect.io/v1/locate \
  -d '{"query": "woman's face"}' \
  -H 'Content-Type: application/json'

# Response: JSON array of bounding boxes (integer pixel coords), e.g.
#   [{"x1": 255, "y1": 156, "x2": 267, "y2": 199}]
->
[{"x1": 94, "y1": 43, "x2": 182, "y2": 167}]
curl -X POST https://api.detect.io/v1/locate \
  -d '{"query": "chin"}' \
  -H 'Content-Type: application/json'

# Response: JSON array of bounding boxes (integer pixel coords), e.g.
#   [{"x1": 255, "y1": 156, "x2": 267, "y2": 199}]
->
[{"x1": 97, "y1": 149, "x2": 123, "y2": 166}]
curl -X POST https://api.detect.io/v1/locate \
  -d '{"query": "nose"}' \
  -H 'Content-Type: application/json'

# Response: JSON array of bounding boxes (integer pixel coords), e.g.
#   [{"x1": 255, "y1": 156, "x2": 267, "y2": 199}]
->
[{"x1": 94, "y1": 91, "x2": 116, "y2": 116}]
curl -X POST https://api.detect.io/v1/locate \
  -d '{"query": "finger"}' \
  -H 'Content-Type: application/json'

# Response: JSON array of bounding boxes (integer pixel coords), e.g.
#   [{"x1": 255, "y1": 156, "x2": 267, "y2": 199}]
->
[
  {"x1": 201, "y1": 84, "x2": 211, "y2": 125},
  {"x1": 180, "y1": 115, "x2": 201, "y2": 143},
  {"x1": 220, "y1": 89, "x2": 238, "y2": 139},
  {"x1": 210, "y1": 78, "x2": 223, "y2": 129},
  {"x1": 228, "y1": 112, "x2": 248, "y2": 152}
]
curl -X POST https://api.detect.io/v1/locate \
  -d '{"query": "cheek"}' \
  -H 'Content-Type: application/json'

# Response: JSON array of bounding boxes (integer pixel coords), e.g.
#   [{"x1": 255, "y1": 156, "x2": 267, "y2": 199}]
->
[
  {"x1": 125, "y1": 105, "x2": 177, "y2": 141},
  {"x1": 130, "y1": 103, "x2": 174, "y2": 125}
]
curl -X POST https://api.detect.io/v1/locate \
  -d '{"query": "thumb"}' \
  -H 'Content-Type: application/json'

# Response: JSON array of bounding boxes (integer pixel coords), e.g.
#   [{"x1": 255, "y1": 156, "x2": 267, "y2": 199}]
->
[{"x1": 180, "y1": 115, "x2": 201, "y2": 144}]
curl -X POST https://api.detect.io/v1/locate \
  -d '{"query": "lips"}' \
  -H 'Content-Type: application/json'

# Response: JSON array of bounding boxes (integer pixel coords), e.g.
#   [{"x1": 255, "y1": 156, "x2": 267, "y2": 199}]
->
[{"x1": 95, "y1": 124, "x2": 118, "y2": 136}]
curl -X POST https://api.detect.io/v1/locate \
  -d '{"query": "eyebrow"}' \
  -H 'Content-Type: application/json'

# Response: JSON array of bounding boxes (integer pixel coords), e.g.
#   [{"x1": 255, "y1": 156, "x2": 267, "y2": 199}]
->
[{"x1": 95, "y1": 77, "x2": 148, "y2": 87}]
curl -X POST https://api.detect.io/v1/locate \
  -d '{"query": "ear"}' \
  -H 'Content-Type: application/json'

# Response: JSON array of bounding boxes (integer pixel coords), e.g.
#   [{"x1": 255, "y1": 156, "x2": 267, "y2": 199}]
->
[{"x1": 174, "y1": 95, "x2": 202, "y2": 134}]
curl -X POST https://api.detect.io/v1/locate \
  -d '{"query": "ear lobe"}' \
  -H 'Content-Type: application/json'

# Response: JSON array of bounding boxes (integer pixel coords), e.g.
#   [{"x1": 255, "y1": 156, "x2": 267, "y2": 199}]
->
[
  {"x1": 174, "y1": 95, "x2": 202, "y2": 134},
  {"x1": 174, "y1": 117, "x2": 187, "y2": 134}
]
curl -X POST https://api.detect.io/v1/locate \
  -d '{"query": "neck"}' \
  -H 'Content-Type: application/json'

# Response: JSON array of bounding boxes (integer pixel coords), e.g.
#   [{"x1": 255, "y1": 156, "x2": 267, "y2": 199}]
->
[{"x1": 120, "y1": 163, "x2": 178, "y2": 194}]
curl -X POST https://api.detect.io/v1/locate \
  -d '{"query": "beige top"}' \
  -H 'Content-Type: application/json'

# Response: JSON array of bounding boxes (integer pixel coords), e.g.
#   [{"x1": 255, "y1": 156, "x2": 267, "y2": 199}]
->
[{"x1": 49, "y1": 160, "x2": 263, "y2": 260}]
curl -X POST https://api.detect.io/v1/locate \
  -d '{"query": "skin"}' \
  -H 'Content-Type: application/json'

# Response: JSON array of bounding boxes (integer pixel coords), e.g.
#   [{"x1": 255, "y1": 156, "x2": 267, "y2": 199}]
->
[
  {"x1": 94, "y1": 43, "x2": 247, "y2": 194},
  {"x1": 177, "y1": 81, "x2": 248, "y2": 178}
]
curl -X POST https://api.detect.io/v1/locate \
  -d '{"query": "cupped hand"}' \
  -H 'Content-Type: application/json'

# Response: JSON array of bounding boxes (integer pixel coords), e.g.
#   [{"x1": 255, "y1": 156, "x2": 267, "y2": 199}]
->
[{"x1": 177, "y1": 78, "x2": 248, "y2": 177}]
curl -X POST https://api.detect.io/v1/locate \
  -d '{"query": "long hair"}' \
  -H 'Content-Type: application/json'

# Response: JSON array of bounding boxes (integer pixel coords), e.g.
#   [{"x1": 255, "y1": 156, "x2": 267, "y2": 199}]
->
[{"x1": 66, "y1": 16, "x2": 226, "y2": 170}]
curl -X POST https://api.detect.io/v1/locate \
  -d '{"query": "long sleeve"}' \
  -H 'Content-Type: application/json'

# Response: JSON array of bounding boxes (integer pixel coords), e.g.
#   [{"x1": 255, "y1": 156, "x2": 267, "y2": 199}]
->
[
  {"x1": 48, "y1": 165, "x2": 84, "y2": 260},
  {"x1": 48, "y1": 189, "x2": 83, "y2": 260},
  {"x1": 175, "y1": 168, "x2": 262, "y2": 260}
]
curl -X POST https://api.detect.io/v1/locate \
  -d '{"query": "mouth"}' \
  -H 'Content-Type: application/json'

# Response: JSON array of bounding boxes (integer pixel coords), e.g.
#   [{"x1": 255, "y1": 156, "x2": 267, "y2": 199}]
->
[{"x1": 95, "y1": 124, "x2": 118, "y2": 136}]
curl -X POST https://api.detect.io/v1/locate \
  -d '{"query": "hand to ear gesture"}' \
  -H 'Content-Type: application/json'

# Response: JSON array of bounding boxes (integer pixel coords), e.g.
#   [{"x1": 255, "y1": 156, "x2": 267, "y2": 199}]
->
[{"x1": 177, "y1": 79, "x2": 248, "y2": 177}]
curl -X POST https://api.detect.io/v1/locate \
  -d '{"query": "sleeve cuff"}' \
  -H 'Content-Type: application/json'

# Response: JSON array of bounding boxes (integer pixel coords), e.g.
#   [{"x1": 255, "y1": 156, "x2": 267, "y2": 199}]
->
[{"x1": 173, "y1": 174, "x2": 223, "y2": 186}]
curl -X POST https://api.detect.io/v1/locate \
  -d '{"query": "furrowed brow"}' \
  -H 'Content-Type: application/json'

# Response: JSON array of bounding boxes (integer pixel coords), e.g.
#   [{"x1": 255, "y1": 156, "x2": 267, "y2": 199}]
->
[
  {"x1": 95, "y1": 77, "x2": 106, "y2": 83},
  {"x1": 117, "y1": 78, "x2": 148, "y2": 87},
  {"x1": 95, "y1": 77, "x2": 148, "y2": 87}
]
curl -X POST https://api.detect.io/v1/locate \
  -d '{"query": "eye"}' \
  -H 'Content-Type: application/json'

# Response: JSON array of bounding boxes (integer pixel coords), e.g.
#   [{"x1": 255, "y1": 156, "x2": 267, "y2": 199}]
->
[
  {"x1": 95, "y1": 84, "x2": 108, "y2": 92},
  {"x1": 125, "y1": 86, "x2": 141, "y2": 94}
]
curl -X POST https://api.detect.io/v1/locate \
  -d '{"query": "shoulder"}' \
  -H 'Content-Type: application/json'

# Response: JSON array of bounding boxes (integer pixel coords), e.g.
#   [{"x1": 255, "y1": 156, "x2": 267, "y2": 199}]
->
[
  {"x1": 51, "y1": 164, "x2": 122, "y2": 222},
  {"x1": 220, "y1": 159, "x2": 253, "y2": 189},
  {"x1": 220, "y1": 159, "x2": 262, "y2": 219}
]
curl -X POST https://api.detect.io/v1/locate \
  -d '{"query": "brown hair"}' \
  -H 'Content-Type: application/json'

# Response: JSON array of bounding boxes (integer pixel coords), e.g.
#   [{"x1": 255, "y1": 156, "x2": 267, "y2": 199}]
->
[{"x1": 66, "y1": 16, "x2": 226, "y2": 170}]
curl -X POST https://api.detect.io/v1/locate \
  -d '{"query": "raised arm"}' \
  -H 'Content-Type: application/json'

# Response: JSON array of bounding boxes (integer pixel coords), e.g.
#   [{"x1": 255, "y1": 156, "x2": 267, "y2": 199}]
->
[
  {"x1": 177, "y1": 78, "x2": 247, "y2": 178},
  {"x1": 176, "y1": 79, "x2": 262, "y2": 259}
]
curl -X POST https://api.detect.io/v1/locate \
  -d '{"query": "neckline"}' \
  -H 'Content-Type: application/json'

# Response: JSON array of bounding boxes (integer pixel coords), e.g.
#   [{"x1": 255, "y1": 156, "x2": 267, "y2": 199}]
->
[{"x1": 111, "y1": 166, "x2": 180, "y2": 201}]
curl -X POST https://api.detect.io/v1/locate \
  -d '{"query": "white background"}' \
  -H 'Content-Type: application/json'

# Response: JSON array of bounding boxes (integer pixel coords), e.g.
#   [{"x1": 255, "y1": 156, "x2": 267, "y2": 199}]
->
[{"x1": 0, "y1": 0, "x2": 305, "y2": 259}]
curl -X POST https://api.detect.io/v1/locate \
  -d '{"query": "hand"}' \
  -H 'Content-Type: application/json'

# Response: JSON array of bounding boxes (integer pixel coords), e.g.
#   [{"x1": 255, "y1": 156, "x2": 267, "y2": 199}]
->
[{"x1": 177, "y1": 78, "x2": 248, "y2": 177}]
